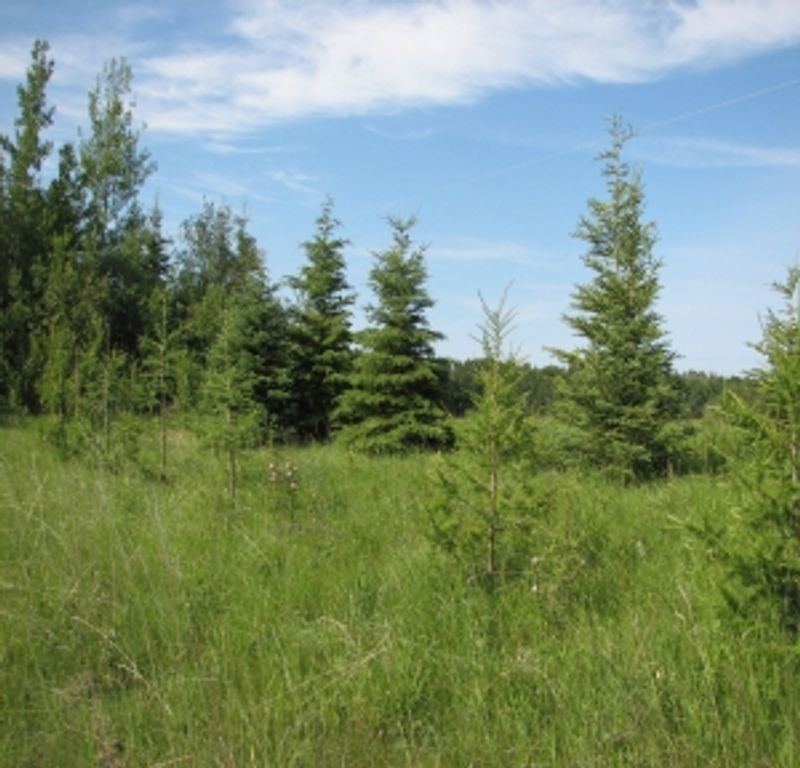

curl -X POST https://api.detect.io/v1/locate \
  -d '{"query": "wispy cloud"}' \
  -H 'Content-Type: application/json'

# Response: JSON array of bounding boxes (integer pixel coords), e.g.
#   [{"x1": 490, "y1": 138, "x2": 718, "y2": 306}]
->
[
  {"x1": 364, "y1": 124, "x2": 434, "y2": 142},
  {"x1": 268, "y1": 169, "x2": 320, "y2": 197},
  {"x1": 639, "y1": 136, "x2": 800, "y2": 169},
  {"x1": 4, "y1": 1, "x2": 800, "y2": 136},
  {"x1": 203, "y1": 140, "x2": 301, "y2": 156},
  {"x1": 0, "y1": 40, "x2": 29, "y2": 79},
  {"x1": 192, "y1": 172, "x2": 277, "y2": 205},
  {"x1": 132, "y1": 0, "x2": 800, "y2": 135},
  {"x1": 431, "y1": 237, "x2": 545, "y2": 268}
]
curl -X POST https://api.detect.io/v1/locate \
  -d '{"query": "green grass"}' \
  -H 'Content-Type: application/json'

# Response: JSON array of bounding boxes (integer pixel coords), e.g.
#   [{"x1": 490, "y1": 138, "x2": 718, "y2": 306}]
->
[{"x1": 2, "y1": 419, "x2": 799, "y2": 766}]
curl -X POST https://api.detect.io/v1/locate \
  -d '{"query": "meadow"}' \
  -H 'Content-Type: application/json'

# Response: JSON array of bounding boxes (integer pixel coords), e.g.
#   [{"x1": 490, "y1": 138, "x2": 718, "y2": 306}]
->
[{"x1": 2, "y1": 419, "x2": 799, "y2": 767}]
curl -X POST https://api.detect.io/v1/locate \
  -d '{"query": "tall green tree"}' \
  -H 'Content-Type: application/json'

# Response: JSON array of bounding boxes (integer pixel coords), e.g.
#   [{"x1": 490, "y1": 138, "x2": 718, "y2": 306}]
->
[
  {"x1": 552, "y1": 117, "x2": 678, "y2": 482},
  {"x1": 287, "y1": 197, "x2": 355, "y2": 441},
  {"x1": 335, "y1": 216, "x2": 452, "y2": 453},
  {"x1": 0, "y1": 39, "x2": 55, "y2": 410},
  {"x1": 79, "y1": 57, "x2": 161, "y2": 357}
]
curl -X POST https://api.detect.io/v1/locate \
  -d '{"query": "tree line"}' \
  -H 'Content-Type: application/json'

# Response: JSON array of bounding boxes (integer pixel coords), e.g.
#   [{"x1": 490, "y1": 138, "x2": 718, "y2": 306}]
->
[{"x1": 0, "y1": 42, "x2": 754, "y2": 480}]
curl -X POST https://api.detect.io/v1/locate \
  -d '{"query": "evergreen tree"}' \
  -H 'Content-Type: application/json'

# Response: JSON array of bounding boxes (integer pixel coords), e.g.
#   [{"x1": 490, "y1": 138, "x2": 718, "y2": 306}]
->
[
  {"x1": 552, "y1": 117, "x2": 678, "y2": 482},
  {"x1": 335, "y1": 216, "x2": 451, "y2": 453},
  {"x1": 287, "y1": 197, "x2": 355, "y2": 441},
  {"x1": 0, "y1": 39, "x2": 55, "y2": 410},
  {"x1": 722, "y1": 266, "x2": 800, "y2": 631},
  {"x1": 431, "y1": 291, "x2": 539, "y2": 590},
  {"x1": 174, "y1": 202, "x2": 289, "y2": 428}
]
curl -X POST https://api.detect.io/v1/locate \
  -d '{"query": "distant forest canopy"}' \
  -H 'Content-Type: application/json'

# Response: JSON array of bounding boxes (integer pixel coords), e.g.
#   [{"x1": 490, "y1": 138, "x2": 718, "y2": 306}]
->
[{"x1": 0, "y1": 41, "x2": 753, "y2": 454}]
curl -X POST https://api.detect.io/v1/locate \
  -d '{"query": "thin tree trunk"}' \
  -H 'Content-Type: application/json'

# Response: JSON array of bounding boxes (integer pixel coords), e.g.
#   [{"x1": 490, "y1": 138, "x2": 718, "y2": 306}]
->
[
  {"x1": 159, "y1": 395, "x2": 167, "y2": 481},
  {"x1": 229, "y1": 447, "x2": 237, "y2": 500}
]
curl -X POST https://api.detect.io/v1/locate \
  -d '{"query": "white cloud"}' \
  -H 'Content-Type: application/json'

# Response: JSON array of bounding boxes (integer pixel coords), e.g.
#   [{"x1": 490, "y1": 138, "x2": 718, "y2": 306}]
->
[
  {"x1": 3, "y1": 1, "x2": 799, "y2": 135},
  {"x1": 129, "y1": 0, "x2": 800, "y2": 135}
]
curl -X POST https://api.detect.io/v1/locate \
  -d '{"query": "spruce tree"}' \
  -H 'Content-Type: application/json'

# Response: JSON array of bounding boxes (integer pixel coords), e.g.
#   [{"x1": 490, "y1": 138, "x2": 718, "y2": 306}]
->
[
  {"x1": 431, "y1": 290, "x2": 539, "y2": 590},
  {"x1": 174, "y1": 202, "x2": 289, "y2": 428},
  {"x1": 335, "y1": 216, "x2": 452, "y2": 453},
  {"x1": 552, "y1": 117, "x2": 678, "y2": 482},
  {"x1": 287, "y1": 197, "x2": 355, "y2": 441}
]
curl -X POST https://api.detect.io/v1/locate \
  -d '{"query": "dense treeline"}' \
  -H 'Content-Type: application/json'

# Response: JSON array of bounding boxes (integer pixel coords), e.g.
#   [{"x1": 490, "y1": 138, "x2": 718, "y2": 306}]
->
[{"x1": 0, "y1": 42, "x2": 747, "y2": 462}]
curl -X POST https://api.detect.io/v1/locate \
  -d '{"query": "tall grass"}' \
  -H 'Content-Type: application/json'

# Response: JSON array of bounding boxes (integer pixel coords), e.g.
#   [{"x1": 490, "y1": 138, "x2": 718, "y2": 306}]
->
[{"x1": 2, "y1": 420, "x2": 798, "y2": 766}]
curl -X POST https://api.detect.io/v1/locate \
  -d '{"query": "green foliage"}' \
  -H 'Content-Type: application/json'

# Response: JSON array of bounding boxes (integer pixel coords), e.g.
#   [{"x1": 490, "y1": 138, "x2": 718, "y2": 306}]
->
[
  {"x1": 720, "y1": 266, "x2": 800, "y2": 632},
  {"x1": 78, "y1": 59, "x2": 164, "y2": 359},
  {"x1": 138, "y1": 287, "x2": 182, "y2": 479},
  {"x1": 287, "y1": 197, "x2": 355, "y2": 441},
  {"x1": 552, "y1": 116, "x2": 679, "y2": 482},
  {"x1": 200, "y1": 295, "x2": 266, "y2": 499},
  {"x1": 173, "y1": 201, "x2": 290, "y2": 424},
  {"x1": 80, "y1": 58, "x2": 155, "y2": 241},
  {"x1": 4, "y1": 421, "x2": 800, "y2": 766},
  {"x1": 430, "y1": 291, "x2": 542, "y2": 590},
  {"x1": 336, "y1": 216, "x2": 452, "y2": 453},
  {"x1": 0, "y1": 39, "x2": 55, "y2": 410}
]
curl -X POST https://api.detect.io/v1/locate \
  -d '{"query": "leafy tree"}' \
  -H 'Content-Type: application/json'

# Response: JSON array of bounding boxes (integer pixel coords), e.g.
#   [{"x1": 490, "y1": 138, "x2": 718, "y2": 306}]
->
[
  {"x1": 80, "y1": 58, "x2": 155, "y2": 243},
  {"x1": 335, "y1": 216, "x2": 452, "y2": 453},
  {"x1": 431, "y1": 291, "x2": 539, "y2": 591},
  {"x1": 0, "y1": 39, "x2": 55, "y2": 410},
  {"x1": 552, "y1": 117, "x2": 678, "y2": 482},
  {"x1": 79, "y1": 57, "x2": 161, "y2": 357},
  {"x1": 722, "y1": 266, "x2": 800, "y2": 631},
  {"x1": 286, "y1": 197, "x2": 355, "y2": 441}
]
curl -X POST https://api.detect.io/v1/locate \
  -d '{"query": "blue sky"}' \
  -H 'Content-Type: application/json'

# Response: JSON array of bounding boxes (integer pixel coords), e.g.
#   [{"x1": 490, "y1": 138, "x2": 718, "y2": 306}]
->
[{"x1": 2, "y1": 1, "x2": 800, "y2": 375}]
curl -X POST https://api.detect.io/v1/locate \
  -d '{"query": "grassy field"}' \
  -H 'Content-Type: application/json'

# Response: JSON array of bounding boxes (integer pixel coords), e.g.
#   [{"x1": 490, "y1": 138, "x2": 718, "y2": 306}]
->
[{"x1": 2, "y1": 419, "x2": 799, "y2": 766}]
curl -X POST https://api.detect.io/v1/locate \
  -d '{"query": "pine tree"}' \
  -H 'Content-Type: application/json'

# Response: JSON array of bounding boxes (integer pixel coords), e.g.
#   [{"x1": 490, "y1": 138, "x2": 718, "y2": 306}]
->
[
  {"x1": 287, "y1": 197, "x2": 355, "y2": 441},
  {"x1": 335, "y1": 216, "x2": 452, "y2": 453},
  {"x1": 431, "y1": 290, "x2": 539, "y2": 590},
  {"x1": 174, "y1": 202, "x2": 289, "y2": 428},
  {"x1": 552, "y1": 117, "x2": 678, "y2": 482}
]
